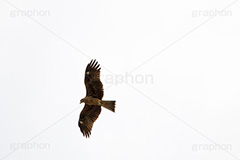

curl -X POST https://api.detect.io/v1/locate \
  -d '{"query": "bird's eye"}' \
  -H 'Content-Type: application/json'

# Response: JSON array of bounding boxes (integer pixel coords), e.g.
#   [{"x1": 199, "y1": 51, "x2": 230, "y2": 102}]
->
[{"x1": 86, "y1": 72, "x2": 90, "y2": 75}]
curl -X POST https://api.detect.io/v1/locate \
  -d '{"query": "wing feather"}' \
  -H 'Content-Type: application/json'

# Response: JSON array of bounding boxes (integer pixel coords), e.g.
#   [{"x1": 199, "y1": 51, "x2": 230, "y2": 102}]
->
[
  {"x1": 84, "y1": 59, "x2": 103, "y2": 99},
  {"x1": 78, "y1": 104, "x2": 101, "y2": 138}
]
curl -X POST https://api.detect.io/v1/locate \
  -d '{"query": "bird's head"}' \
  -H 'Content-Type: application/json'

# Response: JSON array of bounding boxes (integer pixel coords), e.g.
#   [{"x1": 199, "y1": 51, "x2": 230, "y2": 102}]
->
[{"x1": 80, "y1": 98, "x2": 85, "y2": 104}]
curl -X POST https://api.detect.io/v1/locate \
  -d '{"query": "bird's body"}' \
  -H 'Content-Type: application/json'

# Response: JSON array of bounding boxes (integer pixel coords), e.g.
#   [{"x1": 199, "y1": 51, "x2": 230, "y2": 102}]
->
[
  {"x1": 81, "y1": 96, "x2": 102, "y2": 106},
  {"x1": 78, "y1": 59, "x2": 116, "y2": 138}
]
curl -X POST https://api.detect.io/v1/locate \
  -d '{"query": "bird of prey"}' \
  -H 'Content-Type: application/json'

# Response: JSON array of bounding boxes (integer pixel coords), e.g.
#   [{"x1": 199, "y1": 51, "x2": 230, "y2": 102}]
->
[{"x1": 78, "y1": 59, "x2": 116, "y2": 138}]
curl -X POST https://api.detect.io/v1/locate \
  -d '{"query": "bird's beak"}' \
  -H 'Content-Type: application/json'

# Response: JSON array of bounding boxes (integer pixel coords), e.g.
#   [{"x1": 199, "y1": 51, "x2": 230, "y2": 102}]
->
[{"x1": 80, "y1": 99, "x2": 83, "y2": 104}]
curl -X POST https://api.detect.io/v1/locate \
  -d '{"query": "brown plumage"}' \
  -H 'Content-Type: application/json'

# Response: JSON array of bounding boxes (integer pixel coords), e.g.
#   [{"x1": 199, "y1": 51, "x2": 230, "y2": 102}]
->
[{"x1": 78, "y1": 59, "x2": 116, "y2": 138}]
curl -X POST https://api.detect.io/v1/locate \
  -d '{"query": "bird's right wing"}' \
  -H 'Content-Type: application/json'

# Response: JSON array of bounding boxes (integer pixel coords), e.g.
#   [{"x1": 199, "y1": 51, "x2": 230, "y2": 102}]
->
[{"x1": 78, "y1": 104, "x2": 101, "y2": 138}]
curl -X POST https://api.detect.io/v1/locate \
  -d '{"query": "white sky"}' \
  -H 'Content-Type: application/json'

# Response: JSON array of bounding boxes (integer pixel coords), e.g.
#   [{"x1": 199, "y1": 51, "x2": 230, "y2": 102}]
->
[{"x1": 1, "y1": 0, "x2": 240, "y2": 159}]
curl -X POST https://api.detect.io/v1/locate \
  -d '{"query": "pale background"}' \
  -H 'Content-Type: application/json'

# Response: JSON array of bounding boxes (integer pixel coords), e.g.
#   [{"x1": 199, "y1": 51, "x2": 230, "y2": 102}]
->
[{"x1": 0, "y1": 0, "x2": 240, "y2": 159}]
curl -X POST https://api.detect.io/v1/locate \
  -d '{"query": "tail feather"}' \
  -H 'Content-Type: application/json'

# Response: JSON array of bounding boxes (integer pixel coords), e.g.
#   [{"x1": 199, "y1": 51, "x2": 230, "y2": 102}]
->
[{"x1": 101, "y1": 101, "x2": 115, "y2": 112}]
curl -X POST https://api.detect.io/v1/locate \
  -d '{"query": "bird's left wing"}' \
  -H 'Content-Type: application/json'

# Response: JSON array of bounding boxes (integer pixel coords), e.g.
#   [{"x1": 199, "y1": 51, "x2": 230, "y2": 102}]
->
[
  {"x1": 78, "y1": 104, "x2": 101, "y2": 138},
  {"x1": 84, "y1": 59, "x2": 103, "y2": 99}
]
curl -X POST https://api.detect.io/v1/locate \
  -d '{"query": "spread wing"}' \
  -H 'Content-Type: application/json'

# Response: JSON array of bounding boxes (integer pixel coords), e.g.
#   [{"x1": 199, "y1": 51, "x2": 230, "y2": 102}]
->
[
  {"x1": 84, "y1": 59, "x2": 103, "y2": 100},
  {"x1": 78, "y1": 104, "x2": 101, "y2": 138}
]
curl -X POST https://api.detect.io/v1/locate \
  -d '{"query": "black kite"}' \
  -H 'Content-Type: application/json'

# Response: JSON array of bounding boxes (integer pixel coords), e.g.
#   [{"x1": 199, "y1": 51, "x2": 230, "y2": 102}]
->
[{"x1": 78, "y1": 59, "x2": 116, "y2": 138}]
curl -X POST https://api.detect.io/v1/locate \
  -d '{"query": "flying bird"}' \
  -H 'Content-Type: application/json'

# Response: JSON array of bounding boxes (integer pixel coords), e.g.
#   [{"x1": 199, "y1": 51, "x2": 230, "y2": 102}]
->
[{"x1": 78, "y1": 59, "x2": 116, "y2": 138}]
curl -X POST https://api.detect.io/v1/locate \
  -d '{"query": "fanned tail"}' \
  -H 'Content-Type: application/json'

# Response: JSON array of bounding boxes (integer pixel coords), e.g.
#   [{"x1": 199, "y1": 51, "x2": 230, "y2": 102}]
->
[{"x1": 101, "y1": 101, "x2": 116, "y2": 112}]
